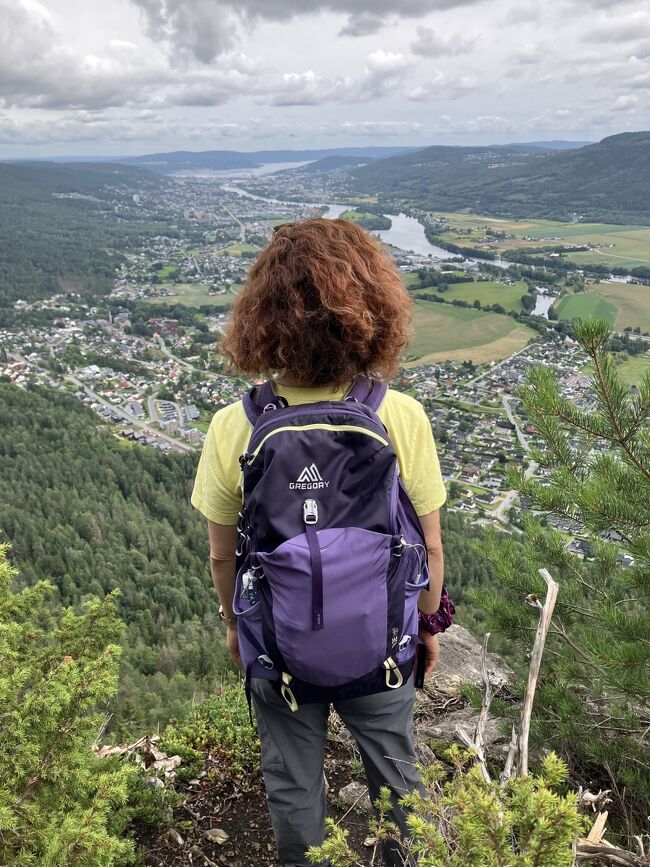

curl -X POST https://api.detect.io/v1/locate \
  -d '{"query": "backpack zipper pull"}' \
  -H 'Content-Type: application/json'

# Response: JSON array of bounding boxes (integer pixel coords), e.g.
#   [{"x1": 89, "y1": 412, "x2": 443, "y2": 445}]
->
[
  {"x1": 303, "y1": 499, "x2": 318, "y2": 525},
  {"x1": 303, "y1": 499, "x2": 323, "y2": 630}
]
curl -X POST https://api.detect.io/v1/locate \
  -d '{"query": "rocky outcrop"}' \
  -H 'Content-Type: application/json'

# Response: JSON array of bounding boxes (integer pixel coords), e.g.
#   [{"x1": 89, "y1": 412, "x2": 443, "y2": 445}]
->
[
  {"x1": 428, "y1": 625, "x2": 514, "y2": 693},
  {"x1": 336, "y1": 627, "x2": 517, "y2": 807},
  {"x1": 414, "y1": 625, "x2": 515, "y2": 762}
]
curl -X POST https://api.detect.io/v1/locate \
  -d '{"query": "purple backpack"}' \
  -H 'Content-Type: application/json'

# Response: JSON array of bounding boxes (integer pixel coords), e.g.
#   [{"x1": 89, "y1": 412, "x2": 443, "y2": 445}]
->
[{"x1": 232, "y1": 376, "x2": 430, "y2": 710}]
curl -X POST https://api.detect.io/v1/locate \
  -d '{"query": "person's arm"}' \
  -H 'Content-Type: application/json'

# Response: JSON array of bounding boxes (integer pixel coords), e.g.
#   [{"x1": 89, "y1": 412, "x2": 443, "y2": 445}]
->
[
  {"x1": 416, "y1": 509, "x2": 444, "y2": 614},
  {"x1": 207, "y1": 519, "x2": 241, "y2": 665},
  {"x1": 415, "y1": 508, "x2": 445, "y2": 677}
]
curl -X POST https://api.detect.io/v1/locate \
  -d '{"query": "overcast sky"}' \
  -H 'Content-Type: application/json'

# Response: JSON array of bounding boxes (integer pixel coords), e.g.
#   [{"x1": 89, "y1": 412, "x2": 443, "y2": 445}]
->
[{"x1": 0, "y1": 0, "x2": 648, "y2": 157}]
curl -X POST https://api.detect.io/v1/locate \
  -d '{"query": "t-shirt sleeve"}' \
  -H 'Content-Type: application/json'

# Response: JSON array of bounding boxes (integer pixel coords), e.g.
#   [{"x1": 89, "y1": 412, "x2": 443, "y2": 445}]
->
[
  {"x1": 190, "y1": 415, "x2": 242, "y2": 525},
  {"x1": 402, "y1": 404, "x2": 447, "y2": 516}
]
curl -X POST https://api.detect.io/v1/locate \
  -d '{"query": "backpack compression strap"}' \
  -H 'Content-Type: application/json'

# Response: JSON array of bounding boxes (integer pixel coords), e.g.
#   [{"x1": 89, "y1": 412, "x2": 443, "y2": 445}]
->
[
  {"x1": 343, "y1": 376, "x2": 387, "y2": 413},
  {"x1": 242, "y1": 376, "x2": 387, "y2": 424},
  {"x1": 242, "y1": 381, "x2": 288, "y2": 425}
]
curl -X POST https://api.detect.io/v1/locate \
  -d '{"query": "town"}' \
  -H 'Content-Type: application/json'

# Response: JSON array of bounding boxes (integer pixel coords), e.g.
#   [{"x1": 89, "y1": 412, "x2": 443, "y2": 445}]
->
[{"x1": 1, "y1": 172, "x2": 646, "y2": 565}]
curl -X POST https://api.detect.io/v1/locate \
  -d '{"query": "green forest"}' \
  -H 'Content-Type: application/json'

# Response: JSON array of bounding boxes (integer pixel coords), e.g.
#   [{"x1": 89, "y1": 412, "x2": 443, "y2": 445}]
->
[
  {"x1": 350, "y1": 132, "x2": 650, "y2": 224},
  {"x1": 0, "y1": 383, "x2": 494, "y2": 737},
  {"x1": 0, "y1": 162, "x2": 169, "y2": 311}
]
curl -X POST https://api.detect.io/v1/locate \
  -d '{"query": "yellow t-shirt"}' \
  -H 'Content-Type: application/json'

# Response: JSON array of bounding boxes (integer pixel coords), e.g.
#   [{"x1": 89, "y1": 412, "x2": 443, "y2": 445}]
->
[{"x1": 191, "y1": 382, "x2": 447, "y2": 525}]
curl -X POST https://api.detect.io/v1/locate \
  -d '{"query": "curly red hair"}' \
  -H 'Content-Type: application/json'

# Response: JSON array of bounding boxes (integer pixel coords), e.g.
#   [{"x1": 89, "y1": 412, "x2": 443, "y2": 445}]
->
[{"x1": 220, "y1": 218, "x2": 412, "y2": 387}]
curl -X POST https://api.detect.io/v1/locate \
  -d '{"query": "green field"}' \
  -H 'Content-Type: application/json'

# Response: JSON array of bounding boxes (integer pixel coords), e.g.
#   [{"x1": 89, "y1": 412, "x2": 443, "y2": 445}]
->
[
  {"x1": 219, "y1": 243, "x2": 259, "y2": 256},
  {"x1": 433, "y1": 212, "x2": 650, "y2": 269},
  {"x1": 156, "y1": 264, "x2": 177, "y2": 278},
  {"x1": 555, "y1": 294, "x2": 618, "y2": 324},
  {"x1": 582, "y1": 355, "x2": 650, "y2": 386},
  {"x1": 587, "y1": 282, "x2": 650, "y2": 331},
  {"x1": 438, "y1": 280, "x2": 527, "y2": 312},
  {"x1": 616, "y1": 356, "x2": 650, "y2": 386},
  {"x1": 407, "y1": 301, "x2": 534, "y2": 364},
  {"x1": 555, "y1": 281, "x2": 650, "y2": 331},
  {"x1": 143, "y1": 283, "x2": 243, "y2": 308}
]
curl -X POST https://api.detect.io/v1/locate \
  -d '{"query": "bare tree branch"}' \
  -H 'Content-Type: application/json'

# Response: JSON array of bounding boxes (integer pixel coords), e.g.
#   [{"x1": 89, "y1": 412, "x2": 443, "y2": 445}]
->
[
  {"x1": 517, "y1": 568, "x2": 559, "y2": 777},
  {"x1": 455, "y1": 633, "x2": 494, "y2": 784}
]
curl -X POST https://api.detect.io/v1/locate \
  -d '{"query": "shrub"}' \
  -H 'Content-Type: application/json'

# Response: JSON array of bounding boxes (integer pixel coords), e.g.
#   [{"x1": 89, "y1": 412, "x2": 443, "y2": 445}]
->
[
  {"x1": 307, "y1": 751, "x2": 584, "y2": 866},
  {"x1": 473, "y1": 317, "x2": 650, "y2": 830},
  {"x1": 0, "y1": 544, "x2": 138, "y2": 866},
  {"x1": 160, "y1": 683, "x2": 258, "y2": 782}
]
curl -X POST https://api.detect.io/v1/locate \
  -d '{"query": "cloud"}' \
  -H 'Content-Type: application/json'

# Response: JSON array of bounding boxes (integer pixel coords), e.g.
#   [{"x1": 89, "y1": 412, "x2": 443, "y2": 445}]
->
[
  {"x1": 0, "y1": 110, "x2": 160, "y2": 145},
  {"x1": 164, "y1": 64, "x2": 260, "y2": 106},
  {"x1": 510, "y1": 43, "x2": 545, "y2": 65},
  {"x1": 339, "y1": 12, "x2": 387, "y2": 36},
  {"x1": 611, "y1": 93, "x2": 639, "y2": 110},
  {"x1": 271, "y1": 71, "x2": 351, "y2": 106},
  {"x1": 0, "y1": 0, "x2": 166, "y2": 110},
  {"x1": 585, "y1": 11, "x2": 650, "y2": 43},
  {"x1": 572, "y1": 0, "x2": 639, "y2": 8},
  {"x1": 133, "y1": 0, "x2": 239, "y2": 64},
  {"x1": 627, "y1": 70, "x2": 650, "y2": 88},
  {"x1": 269, "y1": 50, "x2": 411, "y2": 106},
  {"x1": 130, "y1": 0, "x2": 487, "y2": 62},
  {"x1": 435, "y1": 114, "x2": 517, "y2": 134},
  {"x1": 408, "y1": 73, "x2": 479, "y2": 101},
  {"x1": 499, "y1": 5, "x2": 541, "y2": 26},
  {"x1": 410, "y1": 26, "x2": 475, "y2": 57},
  {"x1": 337, "y1": 120, "x2": 423, "y2": 136}
]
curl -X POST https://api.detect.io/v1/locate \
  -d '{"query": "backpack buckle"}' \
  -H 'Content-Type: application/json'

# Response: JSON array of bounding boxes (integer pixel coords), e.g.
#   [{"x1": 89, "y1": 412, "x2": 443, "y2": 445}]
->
[
  {"x1": 303, "y1": 499, "x2": 318, "y2": 525},
  {"x1": 383, "y1": 657, "x2": 404, "y2": 689}
]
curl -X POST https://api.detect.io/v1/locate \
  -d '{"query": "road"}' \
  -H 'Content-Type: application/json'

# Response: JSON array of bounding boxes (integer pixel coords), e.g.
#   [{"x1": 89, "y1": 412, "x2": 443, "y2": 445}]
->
[
  {"x1": 593, "y1": 248, "x2": 650, "y2": 264},
  {"x1": 492, "y1": 393, "x2": 538, "y2": 522},
  {"x1": 502, "y1": 394, "x2": 529, "y2": 452},
  {"x1": 10, "y1": 350, "x2": 195, "y2": 453},
  {"x1": 154, "y1": 336, "x2": 195, "y2": 371},
  {"x1": 464, "y1": 342, "x2": 539, "y2": 390},
  {"x1": 147, "y1": 391, "x2": 160, "y2": 423},
  {"x1": 64, "y1": 374, "x2": 196, "y2": 454},
  {"x1": 221, "y1": 203, "x2": 246, "y2": 242}
]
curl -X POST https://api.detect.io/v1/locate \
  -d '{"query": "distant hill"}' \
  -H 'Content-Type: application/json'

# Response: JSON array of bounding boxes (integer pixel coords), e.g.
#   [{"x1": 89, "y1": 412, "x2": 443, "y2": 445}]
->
[
  {"x1": 504, "y1": 140, "x2": 593, "y2": 150},
  {"x1": 0, "y1": 161, "x2": 167, "y2": 309},
  {"x1": 116, "y1": 147, "x2": 415, "y2": 174},
  {"x1": 114, "y1": 147, "x2": 417, "y2": 174},
  {"x1": 292, "y1": 155, "x2": 377, "y2": 174},
  {"x1": 349, "y1": 132, "x2": 650, "y2": 224}
]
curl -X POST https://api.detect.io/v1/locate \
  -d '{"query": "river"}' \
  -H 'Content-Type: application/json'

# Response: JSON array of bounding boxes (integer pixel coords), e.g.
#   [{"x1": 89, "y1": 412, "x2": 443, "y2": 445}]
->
[
  {"x1": 225, "y1": 185, "x2": 514, "y2": 271},
  {"x1": 531, "y1": 286, "x2": 556, "y2": 318}
]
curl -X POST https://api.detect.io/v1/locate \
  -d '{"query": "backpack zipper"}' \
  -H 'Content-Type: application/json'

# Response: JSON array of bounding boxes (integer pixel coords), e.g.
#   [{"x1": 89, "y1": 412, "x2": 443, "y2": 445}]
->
[
  {"x1": 247, "y1": 402, "x2": 388, "y2": 452},
  {"x1": 245, "y1": 423, "x2": 390, "y2": 466}
]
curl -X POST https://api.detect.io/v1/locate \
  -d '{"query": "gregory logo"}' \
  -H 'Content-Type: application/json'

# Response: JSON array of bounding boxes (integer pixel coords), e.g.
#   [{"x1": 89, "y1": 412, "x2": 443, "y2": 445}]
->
[{"x1": 290, "y1": 463, "x2": 330, "y2": 490}]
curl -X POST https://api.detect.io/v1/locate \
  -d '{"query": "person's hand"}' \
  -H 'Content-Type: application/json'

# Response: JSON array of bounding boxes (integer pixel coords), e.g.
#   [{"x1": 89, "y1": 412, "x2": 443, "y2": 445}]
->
[
  {"x1": 418, "y1": 631, "x2": 440, "y2": 678},
  {"x1": 226, "y1": 625, "x2": 242, "y2": 667}
]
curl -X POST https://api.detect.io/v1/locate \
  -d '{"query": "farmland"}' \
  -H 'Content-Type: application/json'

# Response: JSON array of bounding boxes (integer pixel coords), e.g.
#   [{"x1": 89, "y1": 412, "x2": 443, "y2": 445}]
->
[
  {"x1": 406, "y1": 301, "x2": 534, "y2": 364},
  {"x1": 142, "y1": 283, "x2": 243, "y2": 308},
  {"x1": 434, "y1": 280, "x2": 527, "y2": 312},
  {"x1": 431, "y1": 212, "x2": 650, "y2": 270},
  {"x1": 588, "y1": 281, "x2": 650, "y2": 331},
  {"x1": 555, "y1": 293, "x2": 618, "y2": 325},
  {"x1": 555, "y1": 281, "x2": 650, "y2": 331}
]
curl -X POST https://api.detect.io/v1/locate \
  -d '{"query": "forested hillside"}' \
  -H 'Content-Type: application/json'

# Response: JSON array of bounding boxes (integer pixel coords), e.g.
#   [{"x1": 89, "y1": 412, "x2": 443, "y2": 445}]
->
[
  {"x1": 0, "y1": 384, "x2": 493, "y2": 737},
  {"x1": 0, "y1": 383, "x2": 224, "y2": 736},
  {"x1": 349, "y1": 132, "x2": 650, "y2": 224},
  {"x1": 0, "y1": 162, "x2": 168, "y2": 309}
]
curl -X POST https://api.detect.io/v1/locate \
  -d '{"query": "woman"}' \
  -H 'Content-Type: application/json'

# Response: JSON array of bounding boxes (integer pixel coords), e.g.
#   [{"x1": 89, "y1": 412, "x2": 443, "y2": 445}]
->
[{"x1": 191, "y1": 218, "x2": 448, "y2": 867}]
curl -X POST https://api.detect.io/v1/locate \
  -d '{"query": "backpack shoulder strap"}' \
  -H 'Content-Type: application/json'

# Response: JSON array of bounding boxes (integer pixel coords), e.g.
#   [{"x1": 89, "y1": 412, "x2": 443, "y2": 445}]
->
[
  {"x1": 344, "y1": 376, "x2": 388, "y2": 413},
  {"x1": 242, "y1": 375, "x2": 387, "y2": 424},
  {"x1": 242, "y1": 381, "x2": 288, "y2": 425}
]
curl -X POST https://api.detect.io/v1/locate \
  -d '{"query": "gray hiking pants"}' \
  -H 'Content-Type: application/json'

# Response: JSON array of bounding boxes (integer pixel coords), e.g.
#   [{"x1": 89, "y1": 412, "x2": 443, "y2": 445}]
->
[{"x1": 251, "y1": 674, "x2": 421, "y2": 867}]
